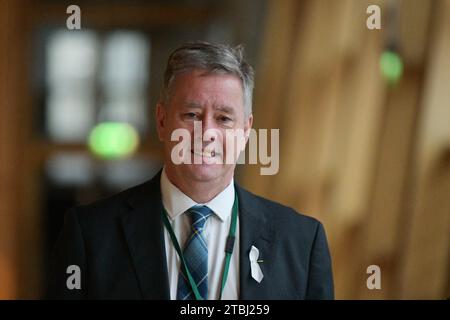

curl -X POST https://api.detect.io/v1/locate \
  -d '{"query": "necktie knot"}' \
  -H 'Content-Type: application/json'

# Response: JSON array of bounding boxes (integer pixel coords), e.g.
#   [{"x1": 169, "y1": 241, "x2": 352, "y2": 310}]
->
[{"x1": 187, "y1": 205, "x2": 213, "y2": 230}]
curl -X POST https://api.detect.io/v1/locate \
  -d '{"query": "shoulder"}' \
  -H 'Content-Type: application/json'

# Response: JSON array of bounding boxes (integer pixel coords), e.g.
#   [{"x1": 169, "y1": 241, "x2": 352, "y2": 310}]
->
[
  {"x1": 68, "y1": 179, "x2": 154, "y2": 225},
  {"x1": 236, "y1": 184, "x2": 323, "y2": 236}
]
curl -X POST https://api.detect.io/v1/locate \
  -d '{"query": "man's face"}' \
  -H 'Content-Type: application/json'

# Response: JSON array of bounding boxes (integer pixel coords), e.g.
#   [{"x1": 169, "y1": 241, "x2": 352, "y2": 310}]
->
[{"x1": 156, "y1": 69, "x2": 253, "y2": 185}]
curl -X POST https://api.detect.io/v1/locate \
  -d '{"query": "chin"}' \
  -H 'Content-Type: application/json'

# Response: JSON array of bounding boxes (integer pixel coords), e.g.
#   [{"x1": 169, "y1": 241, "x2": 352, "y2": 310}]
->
[{"x1": 184, "y1": 163, "x2": 226, "y2": 182}]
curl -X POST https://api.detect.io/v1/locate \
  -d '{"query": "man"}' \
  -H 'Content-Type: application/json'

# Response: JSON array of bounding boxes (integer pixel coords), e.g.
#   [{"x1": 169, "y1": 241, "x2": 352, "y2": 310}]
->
[{"x1": 47, "y1": 41, "x2": 334, "y2": 300}]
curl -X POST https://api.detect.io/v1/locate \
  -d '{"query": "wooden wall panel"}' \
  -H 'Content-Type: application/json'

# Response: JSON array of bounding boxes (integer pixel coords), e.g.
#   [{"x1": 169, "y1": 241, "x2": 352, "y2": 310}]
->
[
  {"x1": 0, "y1": 0, "x2": 28, "y2": 299},
  {"x1": 243, "y1": 0, "x2": 447, "y2": 299},
  {"x1": 399, "y1": 0, "x2": 450, "y2": 298}
]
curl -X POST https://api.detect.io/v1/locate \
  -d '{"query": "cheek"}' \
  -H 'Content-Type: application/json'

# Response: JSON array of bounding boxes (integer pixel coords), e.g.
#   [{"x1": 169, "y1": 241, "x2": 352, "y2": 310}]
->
[
  {"x1": 163, "y1": 121, "x2": 195, "y2": 149},
  {"x1": 164, "y1": 117, "x2": 186, "y2": 136}
]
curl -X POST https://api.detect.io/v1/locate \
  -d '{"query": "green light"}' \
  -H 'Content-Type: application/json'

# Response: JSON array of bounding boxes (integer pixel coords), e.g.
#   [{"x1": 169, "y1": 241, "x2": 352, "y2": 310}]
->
[
  {"x1": 88, "y1": 122, "x2": 139, "y2": 159},
  {"x1": 380, "y1": 51, "x2": 403, "y2": 85}
]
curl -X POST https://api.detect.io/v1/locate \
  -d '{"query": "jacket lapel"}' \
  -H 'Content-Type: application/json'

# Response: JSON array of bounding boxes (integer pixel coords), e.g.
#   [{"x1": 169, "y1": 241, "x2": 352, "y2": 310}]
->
[
  {"x1": 236, "y1": 185, "x2": 276, "y2": 299},
  {"x1": 120, "y1": 170, "x2": 170, "y2": 299}
]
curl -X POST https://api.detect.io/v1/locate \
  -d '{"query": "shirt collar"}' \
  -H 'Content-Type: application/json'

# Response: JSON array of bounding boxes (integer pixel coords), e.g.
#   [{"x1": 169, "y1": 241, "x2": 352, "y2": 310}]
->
[{"x1": 160, "y1": 167, "x2": 235, "y2": 222}]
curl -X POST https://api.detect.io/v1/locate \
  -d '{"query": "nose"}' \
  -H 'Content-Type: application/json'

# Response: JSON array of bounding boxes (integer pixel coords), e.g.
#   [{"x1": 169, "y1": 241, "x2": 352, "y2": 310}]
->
[{"x1": 201, "y1": 115, "x2": 218, "y2": 142}]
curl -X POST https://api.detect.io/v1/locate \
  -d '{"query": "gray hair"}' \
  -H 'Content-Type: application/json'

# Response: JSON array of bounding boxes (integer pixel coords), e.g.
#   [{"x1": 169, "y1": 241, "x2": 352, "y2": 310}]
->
[{"x1": 160, "y1": 41, "x2": 254, "y2": 117}]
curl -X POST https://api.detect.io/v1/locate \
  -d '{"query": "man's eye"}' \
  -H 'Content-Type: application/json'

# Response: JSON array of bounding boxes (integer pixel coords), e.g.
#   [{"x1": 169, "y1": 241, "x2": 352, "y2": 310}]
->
[
  {"x1": 219, "y1": 116, "x2": 232, "y2": 122},
  {"x1": 184, "y1": 112, "x2": 198, "y2": 119}
]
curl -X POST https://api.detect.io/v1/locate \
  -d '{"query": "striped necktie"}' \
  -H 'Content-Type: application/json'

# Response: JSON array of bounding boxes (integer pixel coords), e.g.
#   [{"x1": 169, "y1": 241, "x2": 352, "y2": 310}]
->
[{"x1": 176, "y1": 205, "x2": 213, "y2": 300}]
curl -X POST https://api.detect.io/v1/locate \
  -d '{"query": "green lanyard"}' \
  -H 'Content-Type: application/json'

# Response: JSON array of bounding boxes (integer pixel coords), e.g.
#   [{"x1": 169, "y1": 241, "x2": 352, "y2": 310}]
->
[{"x1": 161, "y1": 191, "x2": 238, "y2": 300}]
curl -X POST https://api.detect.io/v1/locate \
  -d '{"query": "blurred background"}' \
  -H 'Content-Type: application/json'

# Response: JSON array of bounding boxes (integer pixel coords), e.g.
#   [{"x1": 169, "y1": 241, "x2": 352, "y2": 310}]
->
[{"x1": 0, "y1": 0, "x2": 448, "y2": 299}]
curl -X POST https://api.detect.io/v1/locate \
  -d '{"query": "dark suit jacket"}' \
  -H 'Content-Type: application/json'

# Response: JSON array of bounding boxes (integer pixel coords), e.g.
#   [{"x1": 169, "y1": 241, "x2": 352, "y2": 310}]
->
[{"x1": 47, "y1": 170, "x2": 334, "y2": 299}]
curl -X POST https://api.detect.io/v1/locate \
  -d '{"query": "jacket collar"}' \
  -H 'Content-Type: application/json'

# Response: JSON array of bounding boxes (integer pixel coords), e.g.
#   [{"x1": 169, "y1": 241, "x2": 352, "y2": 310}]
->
[
  {"x1": 236, "y1": 184, "x2": 275, "y2": 299},
  {"x1": 121, "y1": 170, "x2": 170, "y2": 299}
]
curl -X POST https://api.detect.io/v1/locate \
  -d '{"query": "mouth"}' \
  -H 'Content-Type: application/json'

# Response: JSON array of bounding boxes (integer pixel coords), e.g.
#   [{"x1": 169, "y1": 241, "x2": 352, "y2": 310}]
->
[{"x1": 192, "y1": 149, "x2": 217, "y2": 158}]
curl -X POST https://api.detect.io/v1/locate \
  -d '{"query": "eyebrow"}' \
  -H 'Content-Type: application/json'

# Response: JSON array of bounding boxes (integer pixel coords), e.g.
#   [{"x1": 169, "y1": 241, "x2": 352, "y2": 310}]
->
[
  {"x1": 214, "y1": 105, "x2": 235, "y2": 115},
  {"x1": 184, "y1": 101, "x2": 236, "y2": 115},
  {"x1": 184, "y1": 101, "x2": 203, "y2": 109}
]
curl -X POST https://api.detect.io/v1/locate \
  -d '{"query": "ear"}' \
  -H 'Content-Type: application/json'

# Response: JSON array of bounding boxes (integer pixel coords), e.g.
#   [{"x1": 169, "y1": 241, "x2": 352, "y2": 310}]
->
[
  {"x1": 156, "y1": 102, "x2": 166, "y2": 141},
  {"x1": 244, "y1": 114, "x2": 253, "y2": 144}
]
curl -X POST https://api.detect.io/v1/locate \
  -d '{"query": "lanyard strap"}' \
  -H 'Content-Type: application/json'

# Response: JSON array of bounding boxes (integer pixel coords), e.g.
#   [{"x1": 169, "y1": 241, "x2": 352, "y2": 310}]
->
[
  {"x1": 161, "y1": 191, "x2": 239, "y2": 300},
  {"x1": 219, "y1": 192, "x2": 238, "y2": 300}
]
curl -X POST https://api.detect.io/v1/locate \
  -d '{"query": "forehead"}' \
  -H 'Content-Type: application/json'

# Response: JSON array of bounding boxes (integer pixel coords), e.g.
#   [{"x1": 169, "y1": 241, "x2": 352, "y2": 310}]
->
[{"x1": 170, "y1": 69, "x2": 244, "y2": 108}]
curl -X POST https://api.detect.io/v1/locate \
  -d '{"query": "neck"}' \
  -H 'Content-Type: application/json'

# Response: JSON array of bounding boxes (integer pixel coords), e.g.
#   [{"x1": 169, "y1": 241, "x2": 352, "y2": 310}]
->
[{"x1": 164, "y1": 168, "x2": 233, "y2": 203}]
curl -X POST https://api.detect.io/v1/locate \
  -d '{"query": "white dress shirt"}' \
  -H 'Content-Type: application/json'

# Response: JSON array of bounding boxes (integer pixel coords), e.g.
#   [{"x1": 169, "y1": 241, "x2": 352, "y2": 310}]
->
[{"x1": 160, "y1": 168, "x2": 240, "y2": 300}]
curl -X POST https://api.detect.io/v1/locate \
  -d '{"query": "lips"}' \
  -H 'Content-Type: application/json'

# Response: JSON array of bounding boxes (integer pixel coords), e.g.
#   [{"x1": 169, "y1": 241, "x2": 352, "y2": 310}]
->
[{"x1": 192, "y1": 149, "x2": 217, "y2": 158}]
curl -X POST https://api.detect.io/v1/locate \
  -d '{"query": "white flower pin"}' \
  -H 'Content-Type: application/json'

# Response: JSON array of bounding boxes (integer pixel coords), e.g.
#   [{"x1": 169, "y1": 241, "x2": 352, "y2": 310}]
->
[{"x1": 249, "y1": 245, "x2": 264, "y2": 283}]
